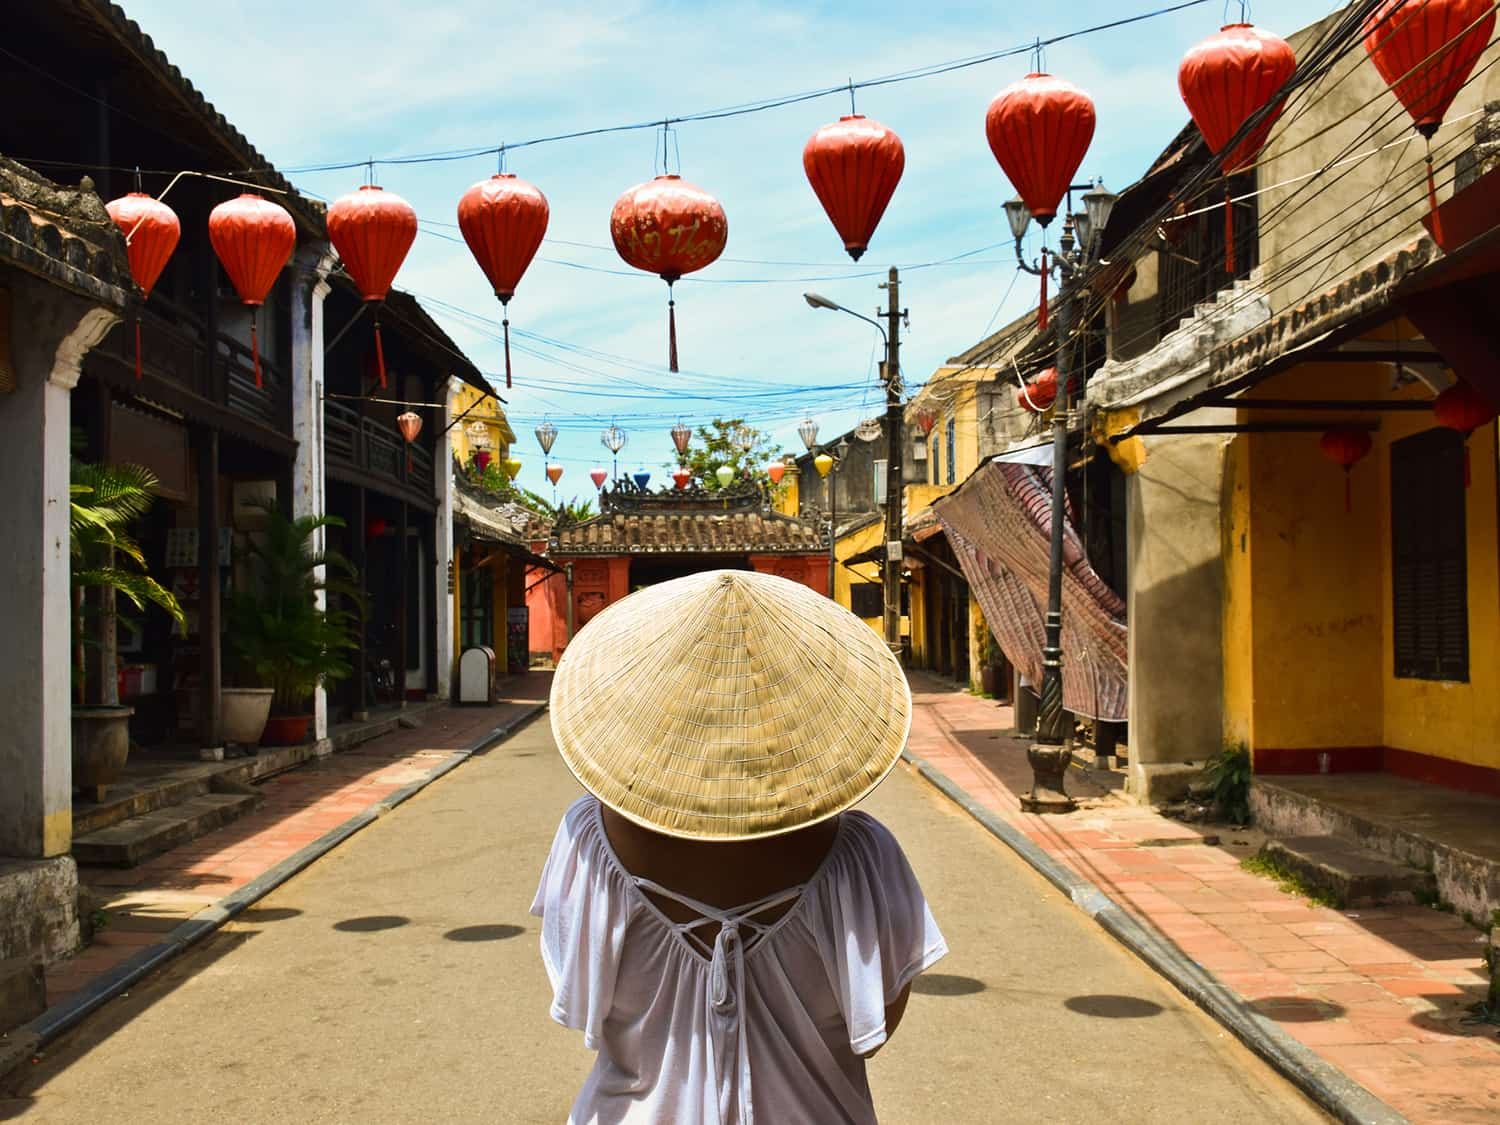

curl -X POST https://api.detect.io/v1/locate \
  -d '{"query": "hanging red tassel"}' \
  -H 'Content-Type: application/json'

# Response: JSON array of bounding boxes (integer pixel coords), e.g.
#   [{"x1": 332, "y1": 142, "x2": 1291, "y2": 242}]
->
[
  {"x1": 134, "y1": 317, "x2": 143, "y2": 381},
  {"x1": 1224, "y1": 186, "x2": 1236, "y2": 276},
  {"x1": 502, "y1": 309, "x2": 513, "y2": 390},
  {"x1": 374, "y1": 315, "x2": 388, "y2": 390},
  {"x1": 668, "y1": 287, "x2": 679, "y2": 373},
  {"x1": 250, "y1": 313, "x2": 262, "y2": 389},
  {"x1": 1344, "y1": 470, "x2": 1353, "y2": 514},
  {"x1": 1038, "y1": 246, "x2": 1049, "y2": 334},
  {"x1": 1425, "y1": 142, "x2": 1444, "y2": 247}
]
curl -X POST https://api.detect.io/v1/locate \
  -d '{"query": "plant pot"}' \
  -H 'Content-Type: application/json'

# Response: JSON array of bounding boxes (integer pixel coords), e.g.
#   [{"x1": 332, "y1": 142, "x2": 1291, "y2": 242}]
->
[
  {"x1": 979, "y1": 664, "x2": 1000, "y2": 697},
  {"x1": 72, "y1": 704, "x2": 135, "y2": 802},
  {"x1": 260, "y1": 714, "x2": 313, "y2": 746},
  {"x1": 221, "y1": 688, "x2": 274, "y2": 746}
]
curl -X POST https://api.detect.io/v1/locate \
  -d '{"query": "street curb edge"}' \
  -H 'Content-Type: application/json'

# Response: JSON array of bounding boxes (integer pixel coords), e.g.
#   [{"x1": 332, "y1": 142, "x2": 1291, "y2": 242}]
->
[
  {"x1": 900, "y1": 749, "x2": 1413, "y2": 1125},
  {"x1": 16, "y1": 701, "x2": 550, "y2": 1057}
]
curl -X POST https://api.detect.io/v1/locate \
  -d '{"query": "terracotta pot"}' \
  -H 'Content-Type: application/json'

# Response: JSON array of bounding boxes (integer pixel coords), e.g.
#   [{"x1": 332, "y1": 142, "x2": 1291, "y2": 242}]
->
[
  {"x1": 72, "y1": 705, "x2": 134, "y2": 801},
  {"x1": 221, "y1": 688, "x2": 274, "y2": 746},
  {"x1": 260, "y1": 714, "x2": 312, "y2": 746}
]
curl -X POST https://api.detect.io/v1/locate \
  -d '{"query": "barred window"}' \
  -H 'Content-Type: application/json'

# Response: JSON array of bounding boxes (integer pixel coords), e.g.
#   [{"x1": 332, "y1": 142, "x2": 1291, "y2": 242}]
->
[{"x1": 1391, "y1": 428, "x2": 1468, "y2": 682}]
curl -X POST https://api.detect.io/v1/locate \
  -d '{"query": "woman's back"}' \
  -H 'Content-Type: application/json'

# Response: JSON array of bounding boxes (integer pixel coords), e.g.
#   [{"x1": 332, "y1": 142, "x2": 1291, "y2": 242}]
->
[{"x1": 532, "y1": 797, "x2": 946, "y2": 1125}]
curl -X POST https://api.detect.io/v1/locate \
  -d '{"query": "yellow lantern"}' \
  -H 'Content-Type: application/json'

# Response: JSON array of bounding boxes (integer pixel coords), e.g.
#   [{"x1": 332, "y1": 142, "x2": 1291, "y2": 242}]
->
[
  {"x1": 503, "y1": 456, "x2": 523, "y2": 480},
  {"x1": 814, "y1": 453, "x2": 834, "y2": 478}
]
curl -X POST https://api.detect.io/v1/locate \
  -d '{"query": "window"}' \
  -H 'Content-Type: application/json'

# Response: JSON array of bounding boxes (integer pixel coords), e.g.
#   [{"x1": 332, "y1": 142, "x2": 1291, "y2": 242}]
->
[
  {"x1": 1391, "y1": 428, "x2": 1468, "y2": 682},
  {"x1": 850, "y1": 583, "x2": 882, "y2": 619},
  {"x1": 930, "y1": 435, "x2": 939, "y2": 484},
  {"x1": 873, "y1": 459, "x2": 887, "y2": 506},
  {"x1": 945, "y1": 419, "x2": 956, "y2": 485}
]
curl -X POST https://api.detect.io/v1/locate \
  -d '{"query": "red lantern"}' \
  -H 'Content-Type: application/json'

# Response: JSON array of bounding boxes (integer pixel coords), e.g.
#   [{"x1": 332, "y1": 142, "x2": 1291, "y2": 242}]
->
[
  {"x1": 1365, "y1": 0, "x2": 1495, "y2": 244},
  {"x1": 457, "y1": 174, "x2": 549, "y2": 390},
  {"x1": 1320, "y1": 428, "x2": 1373, "y2": 512},
  {"x1": 767, "y1": 461, "x2": 786, "y2": 485},
  {"x1": 546, "y1": 463, "x2": 564, "y2": 486},
  {"x1": 590, "y1": 467, "x2": 609, "y2": 490},
  {"x1": 916, "y1": 408, "x2": 936, "y2": 436},
  {"x1": 396, "y1": 410, "x2": 422, "y2": 475},
  {"x1": 208, "y1": 194, "x2": 296, "y2": 389},
  {"x1": 474, "y1": 450, "x2": 492, "y2": 474},
  {"x1": 673, "y1": 466, "x2": 692, "y2": 490},
  {"x1": 327, "y1": 185, "x2": 418, "y2": 390},
  {"x1": 610, "y1": 175, "x2": 728, "y2": 372},
  {"x1": 803, "y1": 115, "x2": 905, "y2": 262},
  {"x1": 985, "y1": 73, "x2": 1094, "y2": 332},
  {"x1": 1179, "y1": 24, "x2": 1296, "y2": 274},
  {"x1": 1435, "y1": 378, "x2": 1497, "y2": 486},
  {"x1": 106, "y1": 192, "x2": 181, "y2": 381},
  {"x1": 1017, "y1": 367, "x2": 1059, "y2": 413}
]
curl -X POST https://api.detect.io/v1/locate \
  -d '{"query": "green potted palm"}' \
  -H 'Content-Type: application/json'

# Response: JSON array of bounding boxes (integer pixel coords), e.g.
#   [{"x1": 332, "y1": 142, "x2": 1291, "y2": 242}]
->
[
  {"x1": 226, "y1": 501, "x2": 361, "y2": 745},
  {"x1": 71, "y1": 460, "x2": 185, "y2": 800}
]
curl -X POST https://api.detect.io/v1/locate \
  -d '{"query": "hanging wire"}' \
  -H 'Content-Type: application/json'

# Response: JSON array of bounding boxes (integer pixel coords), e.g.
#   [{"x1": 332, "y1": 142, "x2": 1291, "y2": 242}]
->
[{"x1": 848, "y1": 79, "x2": 857, "y2": 115}]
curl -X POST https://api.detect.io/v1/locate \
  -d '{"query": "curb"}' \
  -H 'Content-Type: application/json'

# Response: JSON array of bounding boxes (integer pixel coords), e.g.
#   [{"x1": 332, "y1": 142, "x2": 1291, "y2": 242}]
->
[
  {"x1": 15, "y1": 701, "x2": 549, "y2": 1058},
  {"x1": 901, "y1": 749, "x2": 1412, "y2": 1125}
]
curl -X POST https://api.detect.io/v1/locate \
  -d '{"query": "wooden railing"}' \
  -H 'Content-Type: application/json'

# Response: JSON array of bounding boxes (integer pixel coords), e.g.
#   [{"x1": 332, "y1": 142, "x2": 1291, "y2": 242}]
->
[
  {"x1": 97, "y1": 295, "x2": 289, "y2": 434},
  {"x1": 325, "y1": 399, "x2": 434, "y2": 496}
]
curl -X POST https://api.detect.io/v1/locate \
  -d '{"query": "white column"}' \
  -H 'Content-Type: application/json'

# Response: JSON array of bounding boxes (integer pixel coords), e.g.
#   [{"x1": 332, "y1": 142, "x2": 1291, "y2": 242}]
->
[
  {"x1": 432, "y1": 377, "x2": 459, "y2": 700},
  {"x1": 0, "y1": 286, "x2": 117, "y2": 859},
  {"x1": 290, "y1": 247, "x2": 335, "y2": 753}
]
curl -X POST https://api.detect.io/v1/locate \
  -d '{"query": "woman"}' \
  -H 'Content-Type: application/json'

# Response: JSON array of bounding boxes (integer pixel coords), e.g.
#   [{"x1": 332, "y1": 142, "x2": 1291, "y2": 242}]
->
[{"x1": 532, "y1": 569, "x2": 947, "y2": 1124}]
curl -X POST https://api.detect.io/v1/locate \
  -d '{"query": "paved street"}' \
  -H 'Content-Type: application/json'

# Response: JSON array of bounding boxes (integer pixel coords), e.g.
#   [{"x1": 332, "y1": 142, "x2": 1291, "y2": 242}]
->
[{"x1": 3, "y1": 715, "x2": 1326, "y2": 1124}]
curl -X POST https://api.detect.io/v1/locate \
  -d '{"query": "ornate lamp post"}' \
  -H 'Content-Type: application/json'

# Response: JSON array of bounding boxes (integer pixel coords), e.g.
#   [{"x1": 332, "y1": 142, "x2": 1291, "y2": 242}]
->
[
  {"x1": 803, "y1": 280, "x2": 905, "y2": 657},
  {"x1": 1007, "y1": 178, "x2": 1117, "y2": 813}
]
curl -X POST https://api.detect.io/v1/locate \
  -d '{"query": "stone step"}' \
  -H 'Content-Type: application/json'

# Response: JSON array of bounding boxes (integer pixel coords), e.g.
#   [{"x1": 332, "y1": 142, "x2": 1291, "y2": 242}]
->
[
  {"x1": 72, "y1": 763, "x2": 222, "y2": 837},
  {"x1": 1263, "y1": 835, "x2": 1437, "y2": 909},
  {"x1": 73, "y1": 792, "x2": 261, "y2": 868},
  {"x1": 0, "y1": 957, "x2": 45, "y2": 1036}
]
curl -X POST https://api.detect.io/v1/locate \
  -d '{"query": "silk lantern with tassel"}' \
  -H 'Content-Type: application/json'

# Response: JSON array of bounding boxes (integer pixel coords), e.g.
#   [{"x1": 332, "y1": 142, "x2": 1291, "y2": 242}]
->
[
  {"x1": 803, "y1": 114, "x2": 905, "y2": 261},
  {"x1": 546, "y1": 463, "x2": 564, "y2": 486},
  {"x1": 673, "y1": 466, "x2": 692, "y2": 490},
  {"x1": 327, "y1": 185, "x2": 417, "y2": 390},
  {"x1": 768, "y1": 461, "x2": 786, "y2": 485},
  {"x1": 610, "y1": 175, "x2": 727, "y2": 371},
  {"x1": 396, "y1": 410, "x2": 422, "y2": 474},
  {"x1": 208, "y1": 194, "x2": 296, "y2": 388},
  {"x1": 1434, "y1": 378, "x2": 1497, "y2": 487},
  {"x1": 985, "y1": 73, "x2": 1096, "y2": 332},
  {"x1": 457, "y1": 173, "x2": 549, "y2": 389},
  {"x1": 1364, "y1": 0, "x2": 1495, "y2": 247},
  {"x1": 1319, "y1": 427, "x2": 1373, "y2": 512},
  {"x1": 1179, "y1": 22, "x2": 1296, "y2": 275},
  {"x1": 105, "y1": 192, "x2": 181, "y2": 381},
  {"x1": 590, "y1": 467, "x2": 609, "y2": 490}
]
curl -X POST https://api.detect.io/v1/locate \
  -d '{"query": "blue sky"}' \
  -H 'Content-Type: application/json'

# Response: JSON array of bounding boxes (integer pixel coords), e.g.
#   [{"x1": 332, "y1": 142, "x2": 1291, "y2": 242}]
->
[{"x1": 124, "y1": 0, "x2": 1333, "y2": 497}]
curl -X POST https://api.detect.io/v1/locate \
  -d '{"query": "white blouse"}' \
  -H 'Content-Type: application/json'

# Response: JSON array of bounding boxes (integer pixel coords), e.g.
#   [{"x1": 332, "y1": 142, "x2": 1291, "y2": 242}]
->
[{"x1": 531, "y1": 797, "x2": 947, "y2": 1125}]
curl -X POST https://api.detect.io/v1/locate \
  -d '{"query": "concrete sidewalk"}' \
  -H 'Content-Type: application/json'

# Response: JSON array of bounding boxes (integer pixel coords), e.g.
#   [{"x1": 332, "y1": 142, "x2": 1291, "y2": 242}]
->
[
  {"x1": 42, "y1": 679, "x2": 551, "y2": 1010},
  {"x1": 906, "y1": 671, "x2": 1498, "y2": 1125}
]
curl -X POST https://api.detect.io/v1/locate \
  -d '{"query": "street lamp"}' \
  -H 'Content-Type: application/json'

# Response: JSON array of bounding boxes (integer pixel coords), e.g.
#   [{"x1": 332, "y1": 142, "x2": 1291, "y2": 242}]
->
[
  {"x1": 1006, "y1": 179, "x2": 1117, "y2": 814},
  {"x1": 803, "y1": 278, "x2": 906, "y2": 659}
]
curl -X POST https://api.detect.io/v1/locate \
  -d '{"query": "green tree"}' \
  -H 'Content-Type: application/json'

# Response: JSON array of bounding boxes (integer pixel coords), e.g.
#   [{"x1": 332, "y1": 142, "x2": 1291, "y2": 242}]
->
[{"x1": 671, "y1": 418, "x2": 784, "y2": 492}]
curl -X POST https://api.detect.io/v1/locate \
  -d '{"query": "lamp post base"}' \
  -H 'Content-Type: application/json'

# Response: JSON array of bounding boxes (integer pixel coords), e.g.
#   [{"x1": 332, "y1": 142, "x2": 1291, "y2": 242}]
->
[{"x1": 1021, "y1": 741, "x2": 1077, "y2": 813}]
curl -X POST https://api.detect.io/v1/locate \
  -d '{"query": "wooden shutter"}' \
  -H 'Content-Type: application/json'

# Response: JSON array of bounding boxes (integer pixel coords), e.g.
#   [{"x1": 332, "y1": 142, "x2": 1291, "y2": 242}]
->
[
  {"x1": 850, "y1": 582, "x2": 882, "y2": 619},
  {"x1": 1390, "y1": 428, "x2": 1468, "y2": 681}
]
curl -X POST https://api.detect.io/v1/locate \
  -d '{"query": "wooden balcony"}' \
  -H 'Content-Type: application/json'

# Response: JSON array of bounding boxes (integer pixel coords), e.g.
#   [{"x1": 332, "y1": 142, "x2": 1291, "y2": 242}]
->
[
  {"x1": 90, "y1": 295, "x2": 292, "y2": 453},
  {"x1": 325, "y1": 399, "x2": 435, "y2": 506}
]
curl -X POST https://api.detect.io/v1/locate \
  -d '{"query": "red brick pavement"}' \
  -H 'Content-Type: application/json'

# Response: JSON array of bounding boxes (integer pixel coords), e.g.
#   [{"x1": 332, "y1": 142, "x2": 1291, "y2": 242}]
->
[
  {"x1": 47, "y1": 691, "x2": 547, "y2": 1008},
  {"x1": 906, "y1": 671, "x2": 1499, "y2": 1125}
]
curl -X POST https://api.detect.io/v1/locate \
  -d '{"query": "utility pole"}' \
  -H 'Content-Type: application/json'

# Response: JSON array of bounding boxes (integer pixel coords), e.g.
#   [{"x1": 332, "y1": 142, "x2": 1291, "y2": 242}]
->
[{"x1": 879, "y1": 267, "x2": 904, "y2": 660}]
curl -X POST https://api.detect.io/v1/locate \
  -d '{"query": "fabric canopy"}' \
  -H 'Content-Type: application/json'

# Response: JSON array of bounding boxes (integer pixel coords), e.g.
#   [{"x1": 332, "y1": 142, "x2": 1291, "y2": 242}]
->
[{"x1": 935, "y1": 462, "x2": 1127, "y2": 722}]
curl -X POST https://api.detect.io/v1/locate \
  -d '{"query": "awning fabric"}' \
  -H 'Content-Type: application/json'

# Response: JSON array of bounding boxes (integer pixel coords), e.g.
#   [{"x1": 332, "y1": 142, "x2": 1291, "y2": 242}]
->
[{"x1": 935, "y1": 462, "x2": 1127, "y2": 722}]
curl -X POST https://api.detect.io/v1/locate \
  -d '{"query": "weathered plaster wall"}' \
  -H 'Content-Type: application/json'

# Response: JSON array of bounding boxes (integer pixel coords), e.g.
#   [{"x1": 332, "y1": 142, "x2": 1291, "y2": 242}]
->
[{"x1": 1124, "y1": 419, "x2": 1232, "y2": 800}]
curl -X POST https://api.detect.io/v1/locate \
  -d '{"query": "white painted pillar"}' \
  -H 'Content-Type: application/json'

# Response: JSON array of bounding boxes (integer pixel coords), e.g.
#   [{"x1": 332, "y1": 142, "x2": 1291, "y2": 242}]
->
[
  {"x1": 432, "y1": 377, "x2": 459, "y2": 701},
  {"x1": 0, "y1": 286, "x2": 117, "y2": 859},
  {"x1": 290, "y1": 246, "x2": 335, "y2": 753}
]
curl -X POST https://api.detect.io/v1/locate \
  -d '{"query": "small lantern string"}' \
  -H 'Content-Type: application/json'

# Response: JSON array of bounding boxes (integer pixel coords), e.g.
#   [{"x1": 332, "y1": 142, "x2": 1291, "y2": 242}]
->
[
  {"x1": 1031, "y1": 38, "x2": 1045, "y2": 73},
  {"x1": 497, "y1": 144, "x2": 507, "y2": 175},
  {"x1": 501, "y1": 298, "x2": 513, "y2": 389},
  {"x1": 373, "y1": 307, "x2": 388, "y2": 389}
]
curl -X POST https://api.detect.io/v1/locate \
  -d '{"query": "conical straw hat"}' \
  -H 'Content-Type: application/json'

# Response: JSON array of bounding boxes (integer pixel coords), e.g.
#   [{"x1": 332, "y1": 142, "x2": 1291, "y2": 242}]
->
[{"x1": 550, "y1": 569, "x2": 911, "y2": 841}]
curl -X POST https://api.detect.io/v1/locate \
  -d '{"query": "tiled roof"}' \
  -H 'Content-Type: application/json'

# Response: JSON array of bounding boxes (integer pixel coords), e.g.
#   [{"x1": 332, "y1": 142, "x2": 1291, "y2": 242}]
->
[
  {"x1": 0, "y1": 158, "x2": 131, "y2": 306},
  {"x1": 554, "y1": 509, "x2": 826, "y2": 555}
]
